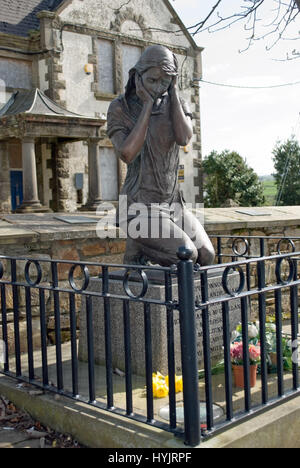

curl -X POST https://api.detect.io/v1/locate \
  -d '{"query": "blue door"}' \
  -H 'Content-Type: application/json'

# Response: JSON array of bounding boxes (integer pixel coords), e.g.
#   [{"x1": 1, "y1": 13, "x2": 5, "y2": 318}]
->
[{"x1": 10, "y1": 171, "x2": 23, "y2": 211}]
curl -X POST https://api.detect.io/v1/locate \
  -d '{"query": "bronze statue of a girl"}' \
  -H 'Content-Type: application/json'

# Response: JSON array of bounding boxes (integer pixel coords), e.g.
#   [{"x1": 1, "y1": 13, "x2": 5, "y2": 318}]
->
[{"x1": 107, "y1": 45, "x2": 215, "y2": 267}]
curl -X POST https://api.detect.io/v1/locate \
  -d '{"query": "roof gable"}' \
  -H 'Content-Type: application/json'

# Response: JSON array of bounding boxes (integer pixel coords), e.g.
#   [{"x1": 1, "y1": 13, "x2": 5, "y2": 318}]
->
[
  {"x1": 0, "y1": 0, "x2": 199, "y2": 50},
  {"x1": 56, "y1": 0, "x2": 198, "y2": 50}
]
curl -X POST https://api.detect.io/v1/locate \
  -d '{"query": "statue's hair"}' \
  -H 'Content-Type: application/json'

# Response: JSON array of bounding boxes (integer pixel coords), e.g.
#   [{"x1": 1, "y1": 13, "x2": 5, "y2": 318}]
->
[{"x1": 125, "y1": 45, "x2": 178, "y2": 97}]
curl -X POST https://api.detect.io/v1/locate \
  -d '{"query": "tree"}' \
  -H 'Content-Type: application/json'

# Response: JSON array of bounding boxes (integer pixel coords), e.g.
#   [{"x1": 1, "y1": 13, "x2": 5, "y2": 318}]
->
[
  {"x1": 273, "y1": 136, "x2": 300, "y2": 205},
  {"x1": 203, "y1": 150, "x2": 265, "y2": 207}
]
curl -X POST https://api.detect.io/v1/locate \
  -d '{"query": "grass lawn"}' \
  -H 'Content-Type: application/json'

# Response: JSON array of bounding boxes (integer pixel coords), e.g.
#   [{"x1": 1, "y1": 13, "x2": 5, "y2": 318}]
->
[{"x1": 260, "y1": 176, "x2": 277, "y2": 206}]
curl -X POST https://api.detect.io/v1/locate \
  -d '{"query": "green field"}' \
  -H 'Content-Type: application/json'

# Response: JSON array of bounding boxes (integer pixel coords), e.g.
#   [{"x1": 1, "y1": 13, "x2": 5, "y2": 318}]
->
[{"x1": 260, "y1": 176, "x2": 277, "y2": 206}]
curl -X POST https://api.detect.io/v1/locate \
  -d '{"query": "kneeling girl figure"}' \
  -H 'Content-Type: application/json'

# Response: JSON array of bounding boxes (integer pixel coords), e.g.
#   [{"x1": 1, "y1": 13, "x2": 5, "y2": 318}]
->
[{"x1": 107, "y1": 45, "x2": 215, "y2": 267}]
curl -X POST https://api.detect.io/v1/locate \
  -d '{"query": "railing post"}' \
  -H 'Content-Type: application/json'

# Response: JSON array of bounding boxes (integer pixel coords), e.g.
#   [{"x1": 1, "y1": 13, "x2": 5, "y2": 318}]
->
[{"x1": 177, "y1": 247, "x2": 200, "y2": 447}]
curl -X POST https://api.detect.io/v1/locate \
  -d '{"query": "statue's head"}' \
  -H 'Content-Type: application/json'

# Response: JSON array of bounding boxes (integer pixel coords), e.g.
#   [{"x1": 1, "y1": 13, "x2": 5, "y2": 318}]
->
[{"x1": 125, "y1": 45, "x2": 178, "y2": 98}]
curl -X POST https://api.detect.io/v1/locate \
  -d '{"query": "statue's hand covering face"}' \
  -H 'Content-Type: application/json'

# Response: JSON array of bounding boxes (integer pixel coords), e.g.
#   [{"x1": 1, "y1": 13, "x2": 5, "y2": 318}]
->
[
  {"x1": 139, "y1": 67, "x2": 173, "y2": 100},
  {"x1": 125, "y1": 45, "x2": 178, "y2": 97}
]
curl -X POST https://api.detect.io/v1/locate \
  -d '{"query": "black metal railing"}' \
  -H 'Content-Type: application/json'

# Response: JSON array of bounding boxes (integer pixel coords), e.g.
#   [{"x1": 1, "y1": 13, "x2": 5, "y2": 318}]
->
[
  {"x1": 0, "y1": 235, "x2": 299, "y2": 447},
  {"x1": 195, "y1": 250, "x2": 300, "y2": 439}
]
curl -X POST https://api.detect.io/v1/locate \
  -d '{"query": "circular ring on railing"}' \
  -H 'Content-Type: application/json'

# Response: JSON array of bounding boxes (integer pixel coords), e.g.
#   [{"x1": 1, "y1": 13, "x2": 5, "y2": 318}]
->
[
  {"x1": 232, "y1": 238, "x2": 250, "y2": 257},
  {"x1": 222, "y1": 265, "x2": 245, "y2": 297},
  {"x1": 275, "y1": 257, "x2": 295, "y2": 285},
  {"x1": 68, "y1": 264, "x2": 90, "y2": 292},
  {"x1": 123, "y1": 268, "x2": 148, "y2": 299},
  {"x1": 24, "y1": 260, "x2": 42, "y2": 287},
  {"x1": 277, "y1": 238, "x2": 296, "y2": 255}
]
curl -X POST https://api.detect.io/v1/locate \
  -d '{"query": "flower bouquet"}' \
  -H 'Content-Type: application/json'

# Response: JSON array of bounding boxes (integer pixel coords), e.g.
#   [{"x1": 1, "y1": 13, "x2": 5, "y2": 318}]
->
[
  {"x1": 232, "y1": 321, "x2": 294, "y2": 374},
  {"x1": 152, "y1": 372, "x2": 183, "y2": 398},
  {"x1": 230, "y1": 340, "x2": 261, "y2": 388}
]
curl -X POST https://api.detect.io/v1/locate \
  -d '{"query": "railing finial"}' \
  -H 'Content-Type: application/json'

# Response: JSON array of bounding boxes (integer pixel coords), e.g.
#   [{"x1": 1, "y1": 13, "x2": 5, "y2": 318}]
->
[{"x1": 177, "y1": 246, "x2": 193, "y2": 261}]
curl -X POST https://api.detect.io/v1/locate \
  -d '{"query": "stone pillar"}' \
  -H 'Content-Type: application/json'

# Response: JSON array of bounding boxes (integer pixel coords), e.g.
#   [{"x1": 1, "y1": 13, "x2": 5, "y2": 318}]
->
[
  {"x1": 36, "y1": 11, "x2": 56, "y2": 50},
  {"x1": 82, "y1": 138, "x2": 102, "y2": 211},
  {"x1": 51, "y1": 141, "x2": 71, "y2": 213},
  {"x1": 17, "y1": 138, "x2": 42, "y2": 212},
  {"x1": 0, "y1": 141, "x2": 11, "y2": 213}
]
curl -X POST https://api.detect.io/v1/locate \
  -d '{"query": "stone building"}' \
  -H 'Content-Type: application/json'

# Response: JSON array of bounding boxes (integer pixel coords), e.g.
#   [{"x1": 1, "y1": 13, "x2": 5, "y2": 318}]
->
[{"x1": 0, "y1": 0, "x2": 204, "y2": 214}]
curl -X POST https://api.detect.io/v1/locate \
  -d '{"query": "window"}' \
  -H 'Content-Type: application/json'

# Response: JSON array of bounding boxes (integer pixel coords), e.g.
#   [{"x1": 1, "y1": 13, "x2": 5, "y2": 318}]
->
[
  {"x1": 121, "y1": 44, "x2": 142, "y2": 91},
  {"x1": 97, "y1": 39, "x2": 115, "y2": 95},
  {"x1": 0, "y1": 58, "x2": 32, "y2": 90}
]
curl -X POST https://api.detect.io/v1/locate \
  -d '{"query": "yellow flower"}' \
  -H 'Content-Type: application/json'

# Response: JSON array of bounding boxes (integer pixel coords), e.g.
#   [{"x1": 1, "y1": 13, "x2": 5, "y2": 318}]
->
[
  {"x1": 165, "y1": 375, "x2": 183, "y2": 393},
  {"x1": 151, "y1": 372, "x2": 183, "y2": 398},
  {"x1": 175, "y1": 375, "x2": 183, "y2": 393},
  {"x1": 152, "y1": 382, "x2": 169, "y2": 398},
  {"x1": 153, "y1": 372, "x2": 165, "y2": 382}
]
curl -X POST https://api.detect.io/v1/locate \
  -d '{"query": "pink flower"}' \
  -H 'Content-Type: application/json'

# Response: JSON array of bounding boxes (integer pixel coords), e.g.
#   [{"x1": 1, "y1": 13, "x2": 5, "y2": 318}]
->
[{"x1": 230, "y1": 342, "x2": 260, "y2": 365}]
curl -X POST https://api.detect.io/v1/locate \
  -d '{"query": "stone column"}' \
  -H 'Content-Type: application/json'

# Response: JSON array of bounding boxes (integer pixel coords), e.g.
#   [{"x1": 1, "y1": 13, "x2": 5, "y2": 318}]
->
[
  {"x1": 52, "y1": 142, "x2": 71, "y2": 212},
  {"x1": 0, "y1": 141, "x2": 11, "y2": 213},
  {"x1": 17, "y1": 137, "x2": 42, "y2": 212},
  {"x1": 83, "y1": 138, "x2": 102, "y2": 211}
]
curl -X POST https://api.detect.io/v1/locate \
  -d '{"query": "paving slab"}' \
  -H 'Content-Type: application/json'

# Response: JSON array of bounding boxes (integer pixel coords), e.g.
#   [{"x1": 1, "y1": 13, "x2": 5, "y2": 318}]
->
[{"x1": 0, "y1": 428, "x2": 28, "y2": 448}]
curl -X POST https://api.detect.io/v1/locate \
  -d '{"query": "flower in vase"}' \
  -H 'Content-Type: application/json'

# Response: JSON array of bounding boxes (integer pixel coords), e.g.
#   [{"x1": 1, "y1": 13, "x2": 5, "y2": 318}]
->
[{"x1": 230, "y1": 342, "x2": 260, "y2": 366}]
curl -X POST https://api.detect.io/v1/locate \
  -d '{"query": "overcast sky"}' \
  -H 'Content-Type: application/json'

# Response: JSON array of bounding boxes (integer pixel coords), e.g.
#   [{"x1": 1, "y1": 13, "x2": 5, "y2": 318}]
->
[{"x1": 172, "y1": 0, "x2": 300, "y2": 176}]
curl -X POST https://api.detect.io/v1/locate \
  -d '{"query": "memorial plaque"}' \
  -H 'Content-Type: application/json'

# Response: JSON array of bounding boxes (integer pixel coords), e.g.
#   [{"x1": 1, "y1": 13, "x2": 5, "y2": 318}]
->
[
  {"x1": 53, "y1": 216, "x2": 100, "y2": 224},
  {"x1": 79, "y1": 269, "x2": 242, "y2": 376},
  {"x1": 235, "y1": 209, "x2": 271, "y2": 217}
]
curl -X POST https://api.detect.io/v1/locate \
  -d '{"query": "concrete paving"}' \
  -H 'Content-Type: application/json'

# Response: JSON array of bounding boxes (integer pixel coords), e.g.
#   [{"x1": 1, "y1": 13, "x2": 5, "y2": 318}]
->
[
  {"x1": 0, "y1": 340, "x2": 299, "y2": 448},
  {"x1": 1, "y1": 341, "x2": 297, "y2": 433},
  {"x1": 0, "y1": 428, "x2": 43, "y2": 448}
]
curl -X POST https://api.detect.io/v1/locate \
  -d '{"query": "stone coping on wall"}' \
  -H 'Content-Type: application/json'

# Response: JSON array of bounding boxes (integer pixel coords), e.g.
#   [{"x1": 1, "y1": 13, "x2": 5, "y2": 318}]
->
[
  {"x1": 0, "y1": 206, "x2": 300, "y2": 245},
  {"x1": 203, "y1": 205, "x2": 300, "y2": 233}
]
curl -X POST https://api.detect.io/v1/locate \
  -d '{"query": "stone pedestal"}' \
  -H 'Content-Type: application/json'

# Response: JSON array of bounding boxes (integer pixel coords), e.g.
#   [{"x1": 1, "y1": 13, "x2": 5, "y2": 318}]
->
[{"x1": 78, "y1": 269, "x2": 242, "y2": 376}]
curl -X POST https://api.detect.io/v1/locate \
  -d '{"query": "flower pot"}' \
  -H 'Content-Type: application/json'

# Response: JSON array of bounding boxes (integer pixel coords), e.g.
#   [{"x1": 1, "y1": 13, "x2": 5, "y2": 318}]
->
[
  {"x1": 232, "y1": 364, "x2": 258, "y2": 388},
  {"x1": 270, "y1": 352, "x2": 277, "y2": 367}
]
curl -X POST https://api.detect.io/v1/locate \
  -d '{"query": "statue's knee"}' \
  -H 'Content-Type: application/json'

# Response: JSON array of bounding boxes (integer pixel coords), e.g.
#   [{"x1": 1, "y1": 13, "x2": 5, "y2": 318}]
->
[
  {"x1": 191, "y1": 245, "x2": 199, "y2": 264},
  {"x1": 199, "y1": 246, "x2": 215, "y2": 266}
]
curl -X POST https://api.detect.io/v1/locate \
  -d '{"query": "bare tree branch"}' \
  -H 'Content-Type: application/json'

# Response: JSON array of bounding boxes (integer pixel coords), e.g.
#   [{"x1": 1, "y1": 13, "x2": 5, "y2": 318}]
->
[
  {"x1": 126, "y1": 1, "x2": 299, "y2": 59},
  {"x1": 143, "y1": 1, "x2": 300, "y2": 59}
]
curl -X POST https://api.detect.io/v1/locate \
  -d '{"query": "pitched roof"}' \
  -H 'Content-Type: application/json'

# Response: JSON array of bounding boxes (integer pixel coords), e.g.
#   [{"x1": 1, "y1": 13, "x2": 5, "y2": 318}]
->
[
  {"x1": 0, "y1": 88, "x2": 95, "y2": 118},
  {"x1": 0, "y1": 0, "x2": 63, "y2": 37}
]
